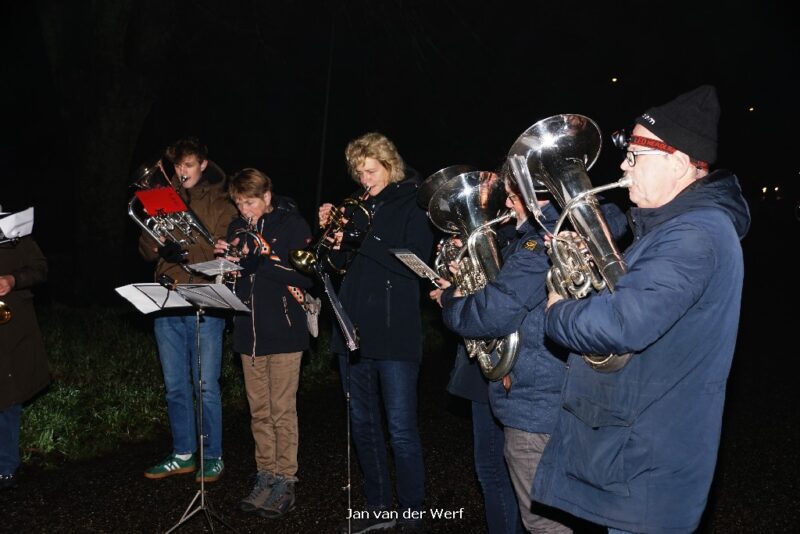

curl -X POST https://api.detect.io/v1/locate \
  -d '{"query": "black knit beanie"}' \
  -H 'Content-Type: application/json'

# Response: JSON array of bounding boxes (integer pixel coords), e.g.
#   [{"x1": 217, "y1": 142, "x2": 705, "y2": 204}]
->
[{"x1": 635, "y1": 85, "x2": 720, "y2": 165}]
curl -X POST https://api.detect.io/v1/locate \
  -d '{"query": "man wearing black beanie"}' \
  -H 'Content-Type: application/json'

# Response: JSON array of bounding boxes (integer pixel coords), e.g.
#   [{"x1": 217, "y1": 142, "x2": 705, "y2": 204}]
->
[{"x1": 533, "y1": 85, "x2": 751, "y2": 533}]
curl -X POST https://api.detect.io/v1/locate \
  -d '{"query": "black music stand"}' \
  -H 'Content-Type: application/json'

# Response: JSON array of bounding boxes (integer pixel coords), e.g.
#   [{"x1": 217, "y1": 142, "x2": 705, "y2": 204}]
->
[
  {"x1": 115, "y1": 282, "x2": 249, "y2": 533},
  {"x1": 315, "y1": 269, "x2": 359, "y2": 534}
]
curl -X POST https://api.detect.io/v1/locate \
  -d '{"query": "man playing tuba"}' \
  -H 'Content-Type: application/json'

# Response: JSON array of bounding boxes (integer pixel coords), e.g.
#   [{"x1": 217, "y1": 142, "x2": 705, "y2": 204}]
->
[{"x1": 534, "y1": 86, "x2": 750, "y2": 534}]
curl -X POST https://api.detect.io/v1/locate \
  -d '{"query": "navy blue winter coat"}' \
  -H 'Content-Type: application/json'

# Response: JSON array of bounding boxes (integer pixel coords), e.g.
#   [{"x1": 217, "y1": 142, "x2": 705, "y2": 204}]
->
[
  {"x1": 534, "y1": 171, "x2": 750, "y2": 533},
  {"x1": 442, "y1": 201, "x2": 628, "y2": 433},
  {"x1": 330, "y1": 180, "x2": 435, "y2": 361},
  {"x1": 228, "y1": 196, "x2": 313, "y2": 356},
  {"x1": 445, "y1": 222, "x2": 520, "y2": 404}
]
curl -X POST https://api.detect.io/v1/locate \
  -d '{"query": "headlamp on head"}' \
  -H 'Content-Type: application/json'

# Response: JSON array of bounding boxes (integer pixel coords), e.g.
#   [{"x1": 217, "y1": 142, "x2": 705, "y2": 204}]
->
[{"x1": 611, "y1": 128, "x2": 631, "y2": 151}]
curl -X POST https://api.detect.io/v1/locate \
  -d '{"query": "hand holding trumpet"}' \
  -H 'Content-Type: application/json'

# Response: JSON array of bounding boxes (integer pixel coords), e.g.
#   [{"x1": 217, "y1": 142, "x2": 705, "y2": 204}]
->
[
  {"x1": 0, "y1": 274, "x2": 15, "y2": 324},
  {"x1": 318, "y1": 202, "x2": 346, "y2": 250},
  {"x1": 0, "y1": 274, "x2": 15, "y2": 296},
  {"x1": 214, "y1": 237, "x2": 247, "y2": 259}
]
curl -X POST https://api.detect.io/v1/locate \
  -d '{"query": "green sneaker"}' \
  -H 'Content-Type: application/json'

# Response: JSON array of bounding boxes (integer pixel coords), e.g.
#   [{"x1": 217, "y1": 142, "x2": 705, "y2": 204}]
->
[
  {"x1": 195, "y1": 458, "x2": 224, "y2": 483},
  {"x1": 144, "y1": 454, "x2": 196, "y2": 479}
]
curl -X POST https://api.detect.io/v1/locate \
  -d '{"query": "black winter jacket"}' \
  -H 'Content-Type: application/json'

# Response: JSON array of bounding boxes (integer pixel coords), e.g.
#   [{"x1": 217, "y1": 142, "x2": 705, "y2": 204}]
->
[
  {"x1": 228, "y1": 196, "x2": 313, "y2": 356},
  {"x1": 0, "y1": 237, "x2": 49, "y2": 409},
  {"x1": 330, "y1": 180, "x2": 435, "y2": 361}
]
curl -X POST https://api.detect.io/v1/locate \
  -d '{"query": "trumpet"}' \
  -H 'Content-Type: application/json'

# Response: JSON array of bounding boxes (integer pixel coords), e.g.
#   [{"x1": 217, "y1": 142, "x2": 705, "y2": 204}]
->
[
  {"x1": 290, "y1": 187, "x2": 372, "y2": 275},
  {"x1": 221, "y1": 218, "x2": 268, "y2": 259},
  {"x1": 217, "y1": 218, "x2": 270, "y2": 293},
  {"x1": 0, "y1": 300, "x2": 10, "y2": 325}
]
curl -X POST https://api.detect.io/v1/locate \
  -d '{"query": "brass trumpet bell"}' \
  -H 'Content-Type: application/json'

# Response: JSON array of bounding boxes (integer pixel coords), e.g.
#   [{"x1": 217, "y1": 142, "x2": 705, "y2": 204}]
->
[
  {"x1": 0, "y1": 300, "x2": 10, "y2": 325},
  {"x1": 289, "y1": 248, "x2": 318, "y2": 274}
]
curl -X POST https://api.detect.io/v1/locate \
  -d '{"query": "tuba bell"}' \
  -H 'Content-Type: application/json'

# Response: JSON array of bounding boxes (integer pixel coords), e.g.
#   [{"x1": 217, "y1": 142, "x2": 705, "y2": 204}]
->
[
  {"x1": 127, "y1": 156, "x2": 216, "y2": 270},
  {"x1": 507, "y1": 114, "x2": 632, "y2": 372},
  {"x1": 421, "y1": 167, "x2": 520, "y2": 380},
  {"x1": 290, "y1": 187, "x2": 372, "y2": 276}
]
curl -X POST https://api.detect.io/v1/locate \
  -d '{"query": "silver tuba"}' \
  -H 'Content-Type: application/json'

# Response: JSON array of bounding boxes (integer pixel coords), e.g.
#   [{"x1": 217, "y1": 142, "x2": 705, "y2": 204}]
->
[
  {"x1": 507, "y1": 114, "x2": 632, "y2": 372},
  {"x1": 127, "y1": 157, "x2": 216, "y2": 266},
  {"x1": 420, "y1": 167, "x2": 520, "y2": 380}
]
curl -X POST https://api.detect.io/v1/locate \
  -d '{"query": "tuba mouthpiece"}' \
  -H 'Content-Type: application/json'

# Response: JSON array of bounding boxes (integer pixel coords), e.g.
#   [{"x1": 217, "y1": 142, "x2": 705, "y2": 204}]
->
[{"x1": 617, "y1": 175, "x2": 633, "y2": 189}]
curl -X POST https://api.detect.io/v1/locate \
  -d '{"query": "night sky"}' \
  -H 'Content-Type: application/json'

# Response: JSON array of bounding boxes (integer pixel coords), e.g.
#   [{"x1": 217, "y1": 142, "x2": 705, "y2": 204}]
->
[{"x1": 1, "y1": 1, "x2": 796, "y2": 300}]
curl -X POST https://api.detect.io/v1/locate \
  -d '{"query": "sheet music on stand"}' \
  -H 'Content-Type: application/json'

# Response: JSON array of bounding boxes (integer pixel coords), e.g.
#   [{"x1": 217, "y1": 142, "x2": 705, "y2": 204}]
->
[
  {"x1": 188, "y1": 258, "x2": 243, "y2": 278},
  {"x1": 389, "y1": 248, "x2": 442, "y2": 288},
  {"x1": 115, "y1": 279, "x2": 245, "y2": 533},
  {"x1": 115, "y1": 283, "x2": 250, "y2": 314}
]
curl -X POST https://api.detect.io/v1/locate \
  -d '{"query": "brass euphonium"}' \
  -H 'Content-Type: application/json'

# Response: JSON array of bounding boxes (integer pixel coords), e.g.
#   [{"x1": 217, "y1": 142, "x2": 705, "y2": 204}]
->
[
  {"x1": 507, "y1": 114, "x2": 632, "y2": 372},
  {"x1": 420, "y1": 167, "x2": 520, "y2": 380},
  {"x1": 0, "y1": 301, "x2": 10, "y2": 325},
  {"x1": 290, "y1": 187, "x2": 372, "y2": 275},
  {"x1": 127, "y1": 156, "x2": 216, "y2": 266}
]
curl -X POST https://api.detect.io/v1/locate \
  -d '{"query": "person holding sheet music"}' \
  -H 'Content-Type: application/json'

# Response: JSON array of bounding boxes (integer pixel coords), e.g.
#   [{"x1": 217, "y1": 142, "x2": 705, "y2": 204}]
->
[
  {"x1": 137, "y1": 137, "x2": 236, "y2": 483},
  {"x1": 318, "y1": 132, "x2": 434, "y2": 534},
  {"x1": 213, "y1": 168, "x2": 313, "y2": 519}
]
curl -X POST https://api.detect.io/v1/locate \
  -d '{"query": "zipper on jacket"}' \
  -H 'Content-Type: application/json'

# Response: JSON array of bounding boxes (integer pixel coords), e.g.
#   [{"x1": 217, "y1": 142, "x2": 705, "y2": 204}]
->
[
  {"x1": 385, "y1": 280, "x2": 392, "y2": 328},
  {"x1": 282, "y1": 296, "x2": 292, "y2": 326}
]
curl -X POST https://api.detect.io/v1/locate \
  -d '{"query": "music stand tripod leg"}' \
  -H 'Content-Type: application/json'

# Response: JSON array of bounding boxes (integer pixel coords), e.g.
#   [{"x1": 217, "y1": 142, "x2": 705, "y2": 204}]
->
[
  {"x1": 164, "y1": 306, "x2": 238, "y2": 534},
  {"x1": 342, "y1": 350, "x2": 354, "y2": 534}
]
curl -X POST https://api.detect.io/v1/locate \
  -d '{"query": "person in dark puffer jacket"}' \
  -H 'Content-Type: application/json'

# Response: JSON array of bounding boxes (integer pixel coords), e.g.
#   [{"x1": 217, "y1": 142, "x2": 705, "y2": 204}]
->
[
  {"x1": 214, "y1": 168, "x2": 313, "y2": 519},
  {"x1": 535, "y1": 85, "x2": 751, "y2": 534},
  {"x1": 319, "y1": 132, "x2": 434, "y2": 534},
  {"x1": 435, "y1": 175, "x2": 627, "y2": 533}
]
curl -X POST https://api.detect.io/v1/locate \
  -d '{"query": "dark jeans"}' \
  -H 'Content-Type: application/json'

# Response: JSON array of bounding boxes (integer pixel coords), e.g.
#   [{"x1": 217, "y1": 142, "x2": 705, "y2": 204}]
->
[
  {"x1": 0, "y1": 403, "x2": 22, "y2": 475},
  {"x1": 338, "y1": 355, "x2": 425, "y2": 512},
  {"x1": 472, "y1": 401, "x2": 523, "y2": 534}
]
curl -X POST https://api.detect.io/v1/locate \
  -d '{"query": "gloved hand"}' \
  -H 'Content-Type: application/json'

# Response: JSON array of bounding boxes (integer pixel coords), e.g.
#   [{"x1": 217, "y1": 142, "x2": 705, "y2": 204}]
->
[{"x1": 158, "y1": 241, "x2": 186, "y2": 264}]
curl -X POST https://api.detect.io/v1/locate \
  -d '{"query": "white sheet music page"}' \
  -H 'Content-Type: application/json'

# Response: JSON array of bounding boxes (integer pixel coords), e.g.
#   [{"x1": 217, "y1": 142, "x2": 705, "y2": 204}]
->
[
  {"x1": 115, "y1": 284, "x2": 190, "y2": 314},
  {"x1": 0, "y1": 207, "x2": 34, "y2": 239},
  {"x1": 389, "y1": 248, "x2": 442, "y2": 288},
  {"x1": 175, "y1": 283, "x2": 251, "y2": 313},
  {"x1": 188, "y1": 258, "x2": 243, "y2": 277}
]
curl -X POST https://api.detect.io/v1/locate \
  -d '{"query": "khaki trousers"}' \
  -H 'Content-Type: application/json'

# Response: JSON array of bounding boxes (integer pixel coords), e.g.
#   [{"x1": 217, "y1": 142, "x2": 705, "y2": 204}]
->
[{"x1": 241, "y1": 352, "x2": 302, "y2": 478}]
